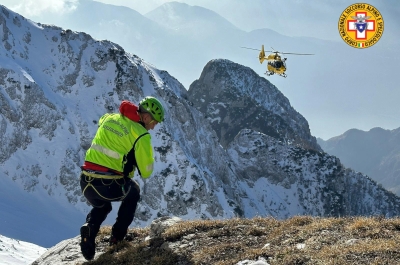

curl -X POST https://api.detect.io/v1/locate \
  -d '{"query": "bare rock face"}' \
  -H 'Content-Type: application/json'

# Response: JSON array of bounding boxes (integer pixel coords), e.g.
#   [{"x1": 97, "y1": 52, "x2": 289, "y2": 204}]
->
[
  {"x1": 148, "y1": 216, "x2": 183, "y2": 239},
  {"x1": 31, "y1": 236, "x2": 104, "y2": 265},
  {"x1": 32, "y1": 216, "x2": 181, "y2": 265},
  {"x1": 227, "y1": 129, "x2": 400, "y2": 217},
  {"x1": 2, "y1": 4, "x2": 400, "y2": 250},
  {"x1": 188, "y1": 59, "x2": 320, "y2": 151}
]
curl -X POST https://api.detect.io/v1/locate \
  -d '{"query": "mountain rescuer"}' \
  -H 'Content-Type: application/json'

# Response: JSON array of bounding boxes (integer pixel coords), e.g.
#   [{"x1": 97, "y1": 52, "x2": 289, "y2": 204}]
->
[{"x1": 79, "y1": 96, "x2": 165, "y2": 260}]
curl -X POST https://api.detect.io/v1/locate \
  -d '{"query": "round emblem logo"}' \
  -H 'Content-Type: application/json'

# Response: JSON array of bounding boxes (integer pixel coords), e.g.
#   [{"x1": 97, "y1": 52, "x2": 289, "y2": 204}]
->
[{"x1": 338, "y1": 3, "x2": 384, "y2": 49}]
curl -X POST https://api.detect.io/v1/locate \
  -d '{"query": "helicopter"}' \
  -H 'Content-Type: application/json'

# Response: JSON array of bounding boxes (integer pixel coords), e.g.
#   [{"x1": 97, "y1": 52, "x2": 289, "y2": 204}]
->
[{"x1": 241, "y1": 45, "x2": 314, "y2": 78}]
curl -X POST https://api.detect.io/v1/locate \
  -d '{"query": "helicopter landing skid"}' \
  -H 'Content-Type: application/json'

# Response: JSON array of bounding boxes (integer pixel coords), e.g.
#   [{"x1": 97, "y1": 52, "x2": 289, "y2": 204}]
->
[
  {"x1": 265, "y1": 71, "x2": 287, "y2": 78},
  {"x1": 279, "y1": 73, "x2": 287, "y2": 78},
  {"x1": 264, "y1": 71, "x2": 274, "y2": 76}
]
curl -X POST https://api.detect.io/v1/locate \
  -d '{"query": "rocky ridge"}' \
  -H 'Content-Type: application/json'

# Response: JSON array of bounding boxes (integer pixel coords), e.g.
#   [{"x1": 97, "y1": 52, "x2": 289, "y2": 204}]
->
[
  {"x1": 33, "y1": 215, "x2": 400, "y2": 265},
  {"x1": 1, "y1": 4, "x2": 400, "y2": 249},
  {"x1": 188, "y1": 59, "x2": 320, "y2": 151}
]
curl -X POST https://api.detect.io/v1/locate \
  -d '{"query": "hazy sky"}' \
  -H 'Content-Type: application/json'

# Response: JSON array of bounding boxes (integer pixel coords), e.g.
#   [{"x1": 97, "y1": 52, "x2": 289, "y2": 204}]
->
[{"x1": 2, "y1": 0, "x2": 399, "y2": 43}]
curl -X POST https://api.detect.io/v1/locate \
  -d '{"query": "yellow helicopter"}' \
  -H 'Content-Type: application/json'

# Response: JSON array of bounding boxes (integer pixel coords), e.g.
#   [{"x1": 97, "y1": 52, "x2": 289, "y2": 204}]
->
[{"x1": 241, "y1": 45, "x2": 314, "y2": 78}]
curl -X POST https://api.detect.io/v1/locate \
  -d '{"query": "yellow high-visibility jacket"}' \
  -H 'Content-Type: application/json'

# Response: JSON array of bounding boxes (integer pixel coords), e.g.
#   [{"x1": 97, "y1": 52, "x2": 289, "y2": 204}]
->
[{"x1": 84, "y1": 113, "x2": 154, "y2": 178}]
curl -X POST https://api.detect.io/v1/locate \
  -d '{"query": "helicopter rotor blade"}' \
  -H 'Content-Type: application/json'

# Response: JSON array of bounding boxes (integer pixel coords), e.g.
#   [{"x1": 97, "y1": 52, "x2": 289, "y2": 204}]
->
[
  {"x1": 279, "y1": 52, "x2": 314, "y2": 55},
  {"x1": 240, "y1": 47, "x2": 260, "y2": 51},
  {"x1": 241, "y1": 46, "x2": 314, "y2": 55}
]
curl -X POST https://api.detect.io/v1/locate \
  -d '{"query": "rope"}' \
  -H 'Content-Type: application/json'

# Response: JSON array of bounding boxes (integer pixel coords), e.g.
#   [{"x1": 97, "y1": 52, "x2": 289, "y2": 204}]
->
[
  {"x1": 82, "y1": 170, "x2": 124, "y2": 180},
  {"x1": 81, "y1": 171, "x2": 130, "y2": 201},
  {"x1": 81, "y1": 131, "x2": 149, "y2": 202}
]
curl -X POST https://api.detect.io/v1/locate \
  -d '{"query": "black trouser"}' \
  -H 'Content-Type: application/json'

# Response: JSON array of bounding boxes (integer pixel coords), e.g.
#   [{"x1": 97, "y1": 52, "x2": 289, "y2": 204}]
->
[{"x1": 80, "y1": 173, "x2": 141, "y2": 241}]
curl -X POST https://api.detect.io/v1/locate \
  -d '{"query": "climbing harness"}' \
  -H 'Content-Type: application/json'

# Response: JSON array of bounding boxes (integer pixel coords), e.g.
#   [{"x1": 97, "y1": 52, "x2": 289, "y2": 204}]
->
[{"x1": 81, "y1": 170, "x2": 131, "y2": 201}]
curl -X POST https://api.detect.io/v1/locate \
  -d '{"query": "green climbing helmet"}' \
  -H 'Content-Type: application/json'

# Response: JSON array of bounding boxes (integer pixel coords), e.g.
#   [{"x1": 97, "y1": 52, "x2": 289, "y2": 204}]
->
[{"x1": 139, "y1": 96, "x2": 165, "y2": 122}]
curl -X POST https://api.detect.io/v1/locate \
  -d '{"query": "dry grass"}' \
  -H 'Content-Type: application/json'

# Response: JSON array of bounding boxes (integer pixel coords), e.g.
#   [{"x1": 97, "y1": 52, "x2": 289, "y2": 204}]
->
[{"x1": 81, "y1": 216, "x2": 400, "y2": 265}]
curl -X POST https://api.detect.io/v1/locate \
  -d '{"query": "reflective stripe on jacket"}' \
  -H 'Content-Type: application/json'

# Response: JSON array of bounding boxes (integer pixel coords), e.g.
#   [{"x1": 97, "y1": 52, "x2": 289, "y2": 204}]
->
[{"x1": 84, "y1": 113, "x2": 154, "y2": 178}]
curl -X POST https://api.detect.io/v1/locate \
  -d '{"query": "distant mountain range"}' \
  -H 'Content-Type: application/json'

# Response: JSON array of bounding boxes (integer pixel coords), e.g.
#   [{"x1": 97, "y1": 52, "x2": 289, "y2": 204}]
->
[
  {"x1": 0, "y1": 2, "x2": 399, "y2": 254},
  {"x1": 23, "y1": 0, "x2": 400, "y2": 140},
  {"x1": 318, "y1": 127, "x2": 400, "y2": 195}
]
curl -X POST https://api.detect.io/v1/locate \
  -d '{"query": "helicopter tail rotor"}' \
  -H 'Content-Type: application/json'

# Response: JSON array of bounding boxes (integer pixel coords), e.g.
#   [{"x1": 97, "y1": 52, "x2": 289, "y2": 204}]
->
[{"x1": 259, "y1": 45, "x2": 266, "y2": 64}]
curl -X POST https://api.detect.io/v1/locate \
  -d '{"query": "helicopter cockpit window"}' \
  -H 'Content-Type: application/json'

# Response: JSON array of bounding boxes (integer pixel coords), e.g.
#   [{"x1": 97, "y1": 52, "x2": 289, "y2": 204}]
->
[{"x1": 275, "y1": 61, "x2": 282, "y2": 68}]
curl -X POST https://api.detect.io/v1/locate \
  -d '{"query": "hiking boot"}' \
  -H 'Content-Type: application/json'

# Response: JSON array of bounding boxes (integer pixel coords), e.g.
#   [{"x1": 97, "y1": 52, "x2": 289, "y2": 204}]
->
[
  {"x1": 109, "y1": 235, "x2": 121, "y2": 246},
  {"x1": 110, "y1": 225, "x2": 128, "y2": 246},
  {"x1": 80, "y1": 223, "x2": 96, "y2": 260}
]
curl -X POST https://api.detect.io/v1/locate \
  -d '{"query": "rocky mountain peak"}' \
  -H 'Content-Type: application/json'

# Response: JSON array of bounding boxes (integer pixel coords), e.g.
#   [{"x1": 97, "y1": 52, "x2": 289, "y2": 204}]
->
[
  {"x1": 2, "y1": 4, "x2": 400, "y2": 250},
  {"x1": 188, "y1": 59, "x2": 320, "y2": 151}
]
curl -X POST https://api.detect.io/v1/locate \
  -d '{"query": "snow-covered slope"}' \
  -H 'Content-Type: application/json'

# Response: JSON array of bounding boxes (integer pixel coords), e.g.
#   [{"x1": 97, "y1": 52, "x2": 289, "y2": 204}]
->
[
  {"x1": 0, "y1": 174, "x2": 83, "y2": 248},
  {"x1": 31, "y1": 0, "x2": 171, "y2": 57},
  {"x1": 187, "y1": 59, "x2": 400, "y2": 217},
  {"x1": 0, "y1": 4, "x2": 240, "y2": 247},
  {"x1": 0, "y1": 234, "x2": 46, "y2": 265},
  {"x1": 17, "y1": 0, "x2": 399, "y2": 140},
  {"x1": 1, "y1": 4, "x2": 400, "y2": 252},
  {"x1": 227, "y1": 129, "x2": 399, "y2": 217}
]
